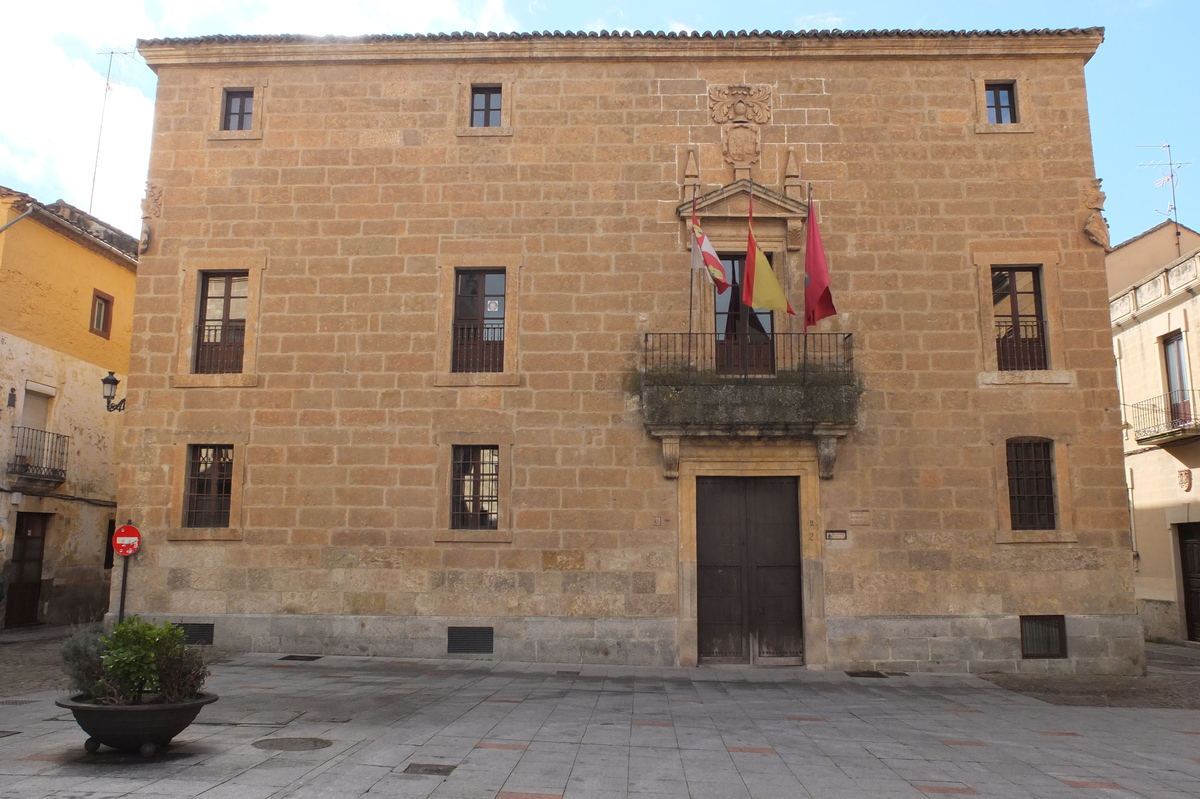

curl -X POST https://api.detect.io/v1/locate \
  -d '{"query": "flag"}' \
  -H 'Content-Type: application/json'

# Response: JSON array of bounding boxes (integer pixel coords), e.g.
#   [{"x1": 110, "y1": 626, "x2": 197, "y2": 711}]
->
[
  {"x1": 690, "y1": 205, "x2": 730, "y2": 294},
  {"x1": 742, "y1": 195, "x2": 795, "y2": 315},
  {"x1": 803, "y1": 199, "x2": 837, "y2": 329}
]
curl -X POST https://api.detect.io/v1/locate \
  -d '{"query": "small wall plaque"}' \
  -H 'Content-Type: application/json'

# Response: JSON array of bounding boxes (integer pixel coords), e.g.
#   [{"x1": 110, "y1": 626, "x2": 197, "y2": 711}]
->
[
  {"x1": 849, "y1": 510, "x2": 871, "y2": 526},
  {"x1": 825, "y1": 530, "x2": 848, "y2": 541}
]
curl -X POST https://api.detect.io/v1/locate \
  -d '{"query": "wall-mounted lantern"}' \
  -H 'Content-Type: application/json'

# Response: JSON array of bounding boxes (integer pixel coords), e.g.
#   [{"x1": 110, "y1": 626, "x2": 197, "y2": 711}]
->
[
  {"x1": 101, "y1": 372, "x2": 125, "y2": 412},
  {"x1": 5, "y1": 388, "x2": 14, "y2": 409}
]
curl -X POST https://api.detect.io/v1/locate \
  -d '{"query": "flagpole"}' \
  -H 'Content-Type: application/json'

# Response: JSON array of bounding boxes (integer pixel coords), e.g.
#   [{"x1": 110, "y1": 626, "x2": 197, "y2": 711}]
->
[
  {"x1": 803, "y1": 184, "x2": 811, "y2": 382},
  {"x1": 688, "y1": 188, "x2": 698, "y2": 375}
]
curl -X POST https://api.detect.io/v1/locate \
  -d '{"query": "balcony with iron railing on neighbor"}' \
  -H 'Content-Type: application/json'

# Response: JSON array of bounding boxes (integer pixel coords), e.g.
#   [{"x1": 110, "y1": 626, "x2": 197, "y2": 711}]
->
[
  {"x1": 1129, "y1": 390, "x2": 1200, "y2": 445},
  {"x1": 6, "y1": 426, "x2": 69, "y2": 493},
  {"x1": 640, "y1": 332, "x2": 860, "y2": 435}
]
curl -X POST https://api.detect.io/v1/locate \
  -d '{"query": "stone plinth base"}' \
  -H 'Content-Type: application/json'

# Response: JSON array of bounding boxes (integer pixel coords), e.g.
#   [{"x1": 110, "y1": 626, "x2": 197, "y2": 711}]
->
[
  {"x1": 121, "y1": 613, "x2": 678, "y2": 667},
  {"x1": 826, "y1": 614, "x2": 1146, "y2": 675}
]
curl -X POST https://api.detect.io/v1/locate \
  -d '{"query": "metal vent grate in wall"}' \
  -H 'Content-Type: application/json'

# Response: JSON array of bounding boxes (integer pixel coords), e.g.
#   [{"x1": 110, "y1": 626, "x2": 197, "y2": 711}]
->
[
  {"x1": 447, "y1": 626, "x2": 494, "y2": 654},
  {"x1": 177, "y1": 623, "x2": 215, "y2": 646}
]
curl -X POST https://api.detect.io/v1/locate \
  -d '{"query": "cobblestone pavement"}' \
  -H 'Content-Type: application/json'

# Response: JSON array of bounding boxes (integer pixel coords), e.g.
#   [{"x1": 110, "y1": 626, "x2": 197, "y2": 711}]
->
[{"x1": 2, "y1": 647, "x2": 1200, "y2": 798}]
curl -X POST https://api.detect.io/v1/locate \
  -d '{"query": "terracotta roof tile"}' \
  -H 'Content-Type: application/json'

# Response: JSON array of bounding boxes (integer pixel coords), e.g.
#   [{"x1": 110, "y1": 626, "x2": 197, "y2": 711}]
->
[{"x1": 138, "y1": 27, "x2": 1104, "y2": 47}]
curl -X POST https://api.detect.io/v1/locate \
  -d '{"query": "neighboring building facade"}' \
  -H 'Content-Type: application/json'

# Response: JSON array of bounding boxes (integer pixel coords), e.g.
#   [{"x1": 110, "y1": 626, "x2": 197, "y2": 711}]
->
[
  {"x1": 124, "y1": 28, "x2": 1141, "y2": 673},
  {"x1": 0, "y1": 187, "x2": 138, "y2": 627},
  {"x1": 1109, "y1": 221, "x2": 1200, "y2": 643}
]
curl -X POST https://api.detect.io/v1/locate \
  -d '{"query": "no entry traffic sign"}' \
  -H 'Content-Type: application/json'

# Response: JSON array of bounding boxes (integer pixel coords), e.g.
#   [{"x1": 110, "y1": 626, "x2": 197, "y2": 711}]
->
[{"x1": 112, "y1": 524, "x2": 141, "y2": 557}]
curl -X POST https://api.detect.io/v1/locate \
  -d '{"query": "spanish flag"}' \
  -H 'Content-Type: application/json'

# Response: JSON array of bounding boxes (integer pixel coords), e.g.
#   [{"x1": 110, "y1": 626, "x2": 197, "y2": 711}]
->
[{"x1": 742, "y1": 195, "x2": 795, "y2": 315}]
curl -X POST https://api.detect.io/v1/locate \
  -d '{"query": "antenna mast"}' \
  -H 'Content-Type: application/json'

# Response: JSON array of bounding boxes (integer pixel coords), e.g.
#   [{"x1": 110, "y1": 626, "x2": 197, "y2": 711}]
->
[
  {"x1": 1139, "y1": 142, "x2": 1191, "y2": 258},
  {"x1": 89, "y1": 49, "x2": 134, "y2": 215}
]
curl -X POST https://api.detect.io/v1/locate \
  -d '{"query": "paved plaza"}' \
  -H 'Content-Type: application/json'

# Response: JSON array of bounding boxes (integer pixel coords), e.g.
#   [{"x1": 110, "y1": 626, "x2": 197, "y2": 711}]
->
[{"x1": 2, "y1": 646, "x2": 1200, "y2": 799}]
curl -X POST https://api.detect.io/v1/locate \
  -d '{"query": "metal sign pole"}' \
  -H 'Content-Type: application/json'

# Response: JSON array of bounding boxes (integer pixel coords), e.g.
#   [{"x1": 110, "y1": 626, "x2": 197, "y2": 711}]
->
[{"x1": 117, "y1": 556, "x2": 130, "y2": 624}]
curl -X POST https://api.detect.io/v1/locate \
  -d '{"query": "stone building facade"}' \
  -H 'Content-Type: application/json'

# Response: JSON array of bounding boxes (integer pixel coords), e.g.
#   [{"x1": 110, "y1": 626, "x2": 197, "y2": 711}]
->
[
  {"x1": 1, "y1": 187, "x2": 138, "y2": 627},
  {"x1": 1109, "y1": 221, "x2": 1200, "y2": 643},
  {"x1": 124, "y1": 28, "x2": 1141, "y2": 673}
]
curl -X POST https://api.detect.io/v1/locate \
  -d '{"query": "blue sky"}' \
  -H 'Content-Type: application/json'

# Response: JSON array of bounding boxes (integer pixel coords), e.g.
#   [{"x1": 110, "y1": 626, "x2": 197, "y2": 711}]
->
[{"x1": 0, "y1": 0, "x2": 1194, "y2": 247}]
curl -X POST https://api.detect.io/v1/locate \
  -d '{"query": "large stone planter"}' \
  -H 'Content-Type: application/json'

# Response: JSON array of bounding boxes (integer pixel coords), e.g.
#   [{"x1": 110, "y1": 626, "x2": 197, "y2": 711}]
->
[{"x1": 55, "y1": 694, "x2": 218, "y2": 756}]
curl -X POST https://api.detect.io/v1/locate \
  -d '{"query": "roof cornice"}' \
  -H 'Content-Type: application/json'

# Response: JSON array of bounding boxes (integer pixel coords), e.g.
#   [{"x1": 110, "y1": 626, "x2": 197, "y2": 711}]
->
[{"x1": 137, "y1": 28, "x2": 1105, "y2": 68}]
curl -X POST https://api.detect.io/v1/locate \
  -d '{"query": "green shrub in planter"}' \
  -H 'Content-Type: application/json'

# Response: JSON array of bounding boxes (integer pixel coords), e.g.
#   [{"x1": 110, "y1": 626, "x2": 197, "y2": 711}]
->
[{"x1": 60, "y1": 617, "x2": 210, "y2": 705}]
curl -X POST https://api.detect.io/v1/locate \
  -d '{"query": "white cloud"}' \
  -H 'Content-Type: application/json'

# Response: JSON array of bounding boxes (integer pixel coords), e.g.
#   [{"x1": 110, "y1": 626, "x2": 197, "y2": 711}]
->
[
  {"x1": 793, "y1": 13, "x2": 846, "y2": 30},
  {"x1": 667, "y1": 20, "x2": 695, "y2": 34},
  {"x1": 0, "y1": 1, "x2": 520, "y2": 234}
]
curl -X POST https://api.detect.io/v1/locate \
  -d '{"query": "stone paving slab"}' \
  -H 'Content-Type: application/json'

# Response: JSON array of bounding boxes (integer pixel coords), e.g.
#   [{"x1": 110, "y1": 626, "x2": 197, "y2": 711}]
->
[{"x1": 1, "y1": 653, "x2": 1199, "y2": 798}]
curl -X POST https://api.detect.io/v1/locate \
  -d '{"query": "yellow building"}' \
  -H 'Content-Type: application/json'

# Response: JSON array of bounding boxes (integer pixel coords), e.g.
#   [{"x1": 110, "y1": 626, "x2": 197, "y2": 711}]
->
[
  {"x1": 0, "y1": 187, "x2": 138, "y2": 628},
  {"x1": 1109, "y1": 220, "x2": 1200, "y2": 643}
]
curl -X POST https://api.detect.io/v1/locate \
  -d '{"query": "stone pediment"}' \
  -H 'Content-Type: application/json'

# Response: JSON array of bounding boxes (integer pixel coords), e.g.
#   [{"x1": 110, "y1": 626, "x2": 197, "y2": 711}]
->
[
  {"x1": 678, "y1": 180, "x2": 809, "y2": 250},
  {"x1": 676, "y1": 180, "x2": 809, "y2": 223}
]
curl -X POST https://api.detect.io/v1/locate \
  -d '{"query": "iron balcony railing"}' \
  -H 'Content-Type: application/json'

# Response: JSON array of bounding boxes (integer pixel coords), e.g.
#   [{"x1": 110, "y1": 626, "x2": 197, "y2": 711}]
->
[
  {"x1": 1130, "y1": 390, "x2": 1200, "y2": 441},
  {"x1": 451, "y1": 321, "x2": 505, "y2": 373},
  {"x1": 194, "y1": 321, "x2": 246, "y2": 374},
  {"x1": 995, "y1": 319, "x2": 1048, "y2": 371},
  {"x1": 6, "y1": 426, "x2": 69, "y2": 483},
  {"x1": 643, "y1": 332, "x2": 854, "y2": 384}
]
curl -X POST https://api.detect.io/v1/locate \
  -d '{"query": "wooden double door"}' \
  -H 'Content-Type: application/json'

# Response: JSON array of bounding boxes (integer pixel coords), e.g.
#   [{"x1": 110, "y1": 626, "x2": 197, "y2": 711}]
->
[
  {"x1": 1182, "y1": 524, "x2": 1200, "y2": 642},
  {"x1": 697, "y1": 477, "x2": 803, "y2": 663},
  {"x1": 4, "y1": 513, "x2": 49, "y2": 627}
]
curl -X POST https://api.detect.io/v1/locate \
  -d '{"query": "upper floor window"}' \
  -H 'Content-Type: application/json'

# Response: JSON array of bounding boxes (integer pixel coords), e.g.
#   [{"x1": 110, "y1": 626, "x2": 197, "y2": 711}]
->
[
  {"x1": 195, "y1": 271, "x2": 248, "y2": 374},
  {"x1": 1164, "y1": 331, "x2": 1193, "y2": 426},
  {"x1": 715, "y1": 254, "x2": 774, "y2": 376},
  {"x1": 184, "y1": 444, "x2": 234, "y2": 528},
  {"x1": 992, "y1": 266, "x2": 1047, "y2": 371},
  {"x1": 90, "y1": 289, "x2": 113, "y2": 339},
  {"x1": 222, "y1": 89, "x2": 254, "y2": 131},
  {"x1": 452, "y1": 269, "x2": 505, "y2": 373},
  {"x1": 985, "y1": 82, "x2": 1017, "y2": 124},
  {"x1": 1006, "y1": 437, "x2": 1056, "y2": 530},
  {"x1": 471, "y1": 86, "x2": 502, "y2": 128}
]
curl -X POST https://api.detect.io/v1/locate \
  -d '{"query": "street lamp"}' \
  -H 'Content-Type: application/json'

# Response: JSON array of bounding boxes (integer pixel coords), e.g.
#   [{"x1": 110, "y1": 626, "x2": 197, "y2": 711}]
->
[{"x1": 101, "y1": 371, "x2": 125, "y2": 412}]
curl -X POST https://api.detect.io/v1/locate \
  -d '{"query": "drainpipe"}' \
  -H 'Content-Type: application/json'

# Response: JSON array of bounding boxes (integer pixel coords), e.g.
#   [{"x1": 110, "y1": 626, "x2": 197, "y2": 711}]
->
[{"x1": 0, "y1": 207, "x2": 35, "y2": 235}]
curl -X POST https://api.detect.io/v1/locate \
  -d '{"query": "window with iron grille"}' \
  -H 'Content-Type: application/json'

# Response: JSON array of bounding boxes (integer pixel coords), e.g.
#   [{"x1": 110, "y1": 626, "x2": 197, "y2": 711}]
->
[
  {"x1": 471, "y1": 86, "x2": 502, "y2": 128},
  {"x1": 1020, "y1": 615, "x2": 1067, "y2": 658},
  {"x1": 992, "y1": 266, "x2": 1047, "y2": 371},
  {"x1": 222, "y1": 89, "x2": 254, "y2": 131},
  {"x1": 452, "y1": 269, "x2": 505, "y2": 373},
  {"x1": 185, "y1": 445, "x2": 234, "y2": 528},
  {"x1": 195, "y1": 271, "x2": 248, "y2": 374},
  {"x1": 985, "y1": 82, "x2": 1018, "y2": 124},
  {"x1": 451, "y1": 445, "x2": 499, "y2": 530},
  {"x1": 90, "y1": 289, "x2": 113, "y2": 339},
  {"x1": 1006, "y1": 438, "x2": 1056, "y2": 530}
]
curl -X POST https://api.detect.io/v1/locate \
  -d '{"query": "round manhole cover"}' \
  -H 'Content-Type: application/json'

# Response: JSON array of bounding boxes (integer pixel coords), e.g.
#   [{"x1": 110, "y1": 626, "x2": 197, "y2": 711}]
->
[{"x1": 253, "y1": 737, "x2": 333, "y2": 751}]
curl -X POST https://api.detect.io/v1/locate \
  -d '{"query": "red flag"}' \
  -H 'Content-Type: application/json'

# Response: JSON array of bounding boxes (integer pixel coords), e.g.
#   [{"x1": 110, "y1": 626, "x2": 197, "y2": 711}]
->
[{"x1": 804, "y1": 200, "x2": 836, "y2": 329}]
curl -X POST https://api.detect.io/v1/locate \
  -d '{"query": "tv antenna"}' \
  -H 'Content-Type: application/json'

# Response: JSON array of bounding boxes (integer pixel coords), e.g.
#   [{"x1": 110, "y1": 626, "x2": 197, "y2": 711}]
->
[
  {"x1": 89, "y1": 49, "x2": 135, "y2": 215},
  {"x1": 1138, "y1": 142, "x2": 1191, "y2": 257}
]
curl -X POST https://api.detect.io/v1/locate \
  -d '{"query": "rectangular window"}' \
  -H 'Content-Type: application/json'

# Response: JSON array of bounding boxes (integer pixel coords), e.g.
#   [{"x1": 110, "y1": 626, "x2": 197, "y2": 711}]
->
[
  {"x1": 452, "y1": 269, "x2": 505, "y2": 373},
  {"x1": 1006, "y1": 438, "x2": 1057, "y2": 530},
  {"x1": 195, "y1": 271, "x2": 249, "y2": 374},
  {"x1": 471, "y1": 86, "x2": 502, "y2": 128},
  {"x1": 451, "y1": 445, "x2": 499, "y2": 530},
  {"x1": 184, "y1": 445, "x2": 234, "y2": 528},
  {"x1": 1165, "y1": 331, "x2": 1193, "y2": 427},
  {"x1": 714, "y1": 255, "x2": 775, "y2": 376},
  {"x1": 222, "y1": 89, "x2": 254, "y2": 131},
  {"x1": 992, "y1": 266, "x2": 1047, "y2": 371},
  {"x1": 1020, "y1": 615, "x2": 1067, "y2": 659},
  {"x1": 985, "y1": 82, "x2": 1017, "y2": 124},
  {"x1": 90, "y1": 290, "x2": 113, "y2": 339}
]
